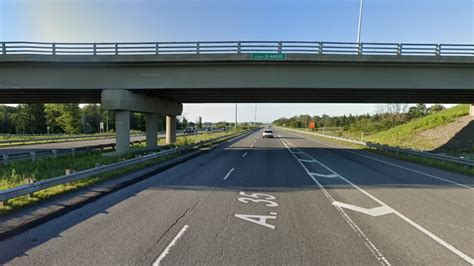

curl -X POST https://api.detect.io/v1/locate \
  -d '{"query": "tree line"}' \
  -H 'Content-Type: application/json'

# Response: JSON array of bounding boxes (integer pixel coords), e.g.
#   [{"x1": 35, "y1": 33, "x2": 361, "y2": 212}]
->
[
  {"x1": 272, "y1": 104, "x2": 446, "y2": 134},
  {"x1": 0, "y1": 104, "x2": 192, "y2": 134}
]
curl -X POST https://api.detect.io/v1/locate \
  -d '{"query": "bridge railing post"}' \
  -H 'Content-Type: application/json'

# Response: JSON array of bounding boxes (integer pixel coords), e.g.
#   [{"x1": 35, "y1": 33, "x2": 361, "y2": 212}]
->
[
  {"x1": 237, "y1": 41, "x2": 241, "y2": 54},
  {"x1": 278, "y1": 41, "x2": 283, "y2": 53},
  {"x1": 93, "y1": 43, "x2": 97, "y2": 55},
  {"x1": 155, "y1": 42, "x2": 159, "y2": 55},
  {"x1": 1, "y1": 42, "x2": 5, "y2": 55},
  {"x1": 435, "y1": 44, "x2": 441, "y2": 56},
  {"x1": 196, "y1": 42, "x2": 200, "y2": 54},
  {"x1": 319, "y1": 42, "x2": 323, "y2": 54},
  {"x1": 115, "y1": 43, "x2": 118, "y2": 55},
  {"x1": 52, "y1": 43, "x2": 56, "y2": 55},
  {"x1": 397, "y1": 44, "x2": 402, "y2": 55}
]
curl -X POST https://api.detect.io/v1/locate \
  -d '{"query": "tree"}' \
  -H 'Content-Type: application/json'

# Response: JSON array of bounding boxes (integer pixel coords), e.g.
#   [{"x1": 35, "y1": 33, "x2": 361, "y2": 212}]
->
[
  {"x1": 82, "y1": 104, "x2": 101, "y2": 133},
  {"x1": 45, "y1": 104, "x2": 82, "y2": 134},
  {"x1": 197, "y1": 116, "x2": 203, "y2": 129},
  {"x1": 16, "y1": 104, "x2": 47, "y2": 134},
  {"x1": 428, "y1": 104, "x2": 445, "y2": 114}
]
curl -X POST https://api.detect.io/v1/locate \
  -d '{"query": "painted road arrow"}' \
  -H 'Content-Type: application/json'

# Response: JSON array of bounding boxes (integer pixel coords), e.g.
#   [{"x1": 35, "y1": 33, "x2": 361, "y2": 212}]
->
[{"x1": 332, "y1": 201, "x2": 394, "y2": 217}]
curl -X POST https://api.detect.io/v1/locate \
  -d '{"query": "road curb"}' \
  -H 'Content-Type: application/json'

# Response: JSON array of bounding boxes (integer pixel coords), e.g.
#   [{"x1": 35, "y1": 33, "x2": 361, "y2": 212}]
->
[{"x1": 0, "y1": 131, "x2": 254, "y2": 240}]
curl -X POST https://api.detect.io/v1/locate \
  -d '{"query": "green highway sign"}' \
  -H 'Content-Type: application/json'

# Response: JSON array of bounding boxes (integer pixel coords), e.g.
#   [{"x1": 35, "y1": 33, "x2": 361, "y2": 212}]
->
[{"x1": 251, "y1": 53, "x2": 286, "y2": 60}]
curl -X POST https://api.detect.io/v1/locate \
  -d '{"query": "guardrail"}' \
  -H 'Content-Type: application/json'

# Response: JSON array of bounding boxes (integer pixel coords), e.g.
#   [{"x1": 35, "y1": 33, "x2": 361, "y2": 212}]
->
[
  {"x1": 0, "y1": 133, "x2": 144, "y2": 146},
  {"x1": 0, "y1": 140, "x2": 146, "y2": 164},
  {"x1": 280, "y1": 128, "x2": 474, "y2": 167},
  {"x1": 0, "y1": 131, "x2": 200, "y2": 163},
  {"x1": 1, "y1": 41, "x2": 473, "y2": 56},
  {"x1": 0, "y1": 130, "x2": 247, "y2": 205}
]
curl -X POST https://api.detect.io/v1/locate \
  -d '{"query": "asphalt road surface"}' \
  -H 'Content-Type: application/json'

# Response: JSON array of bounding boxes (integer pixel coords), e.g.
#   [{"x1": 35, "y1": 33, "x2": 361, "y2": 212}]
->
[{"x1": 1, "y1": 128, "x2": 473, "y2": 265}]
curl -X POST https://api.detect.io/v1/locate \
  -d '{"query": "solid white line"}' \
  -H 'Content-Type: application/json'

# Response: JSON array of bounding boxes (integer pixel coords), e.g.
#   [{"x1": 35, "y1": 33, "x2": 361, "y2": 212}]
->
[
  {"x1": 343, "y1": 149, "x2": 473, "y2": 189},
  {"x1": 280, "y1": 139, "x2": 390, "y2": 265},
  {"x1": 242, "y1": 152, "x2": 248, "y2": 158},
  {"x1": 281, "y1": 137, "x2": 474, "y2": 265},
  {"x1": 289, "y1": 129, "x2": 472, "y2": 189},
  {"x1": 153, "y1": 225, "x2": 190, "y2": 266},
  {"x1": 311, "y1": 173, "x2": 339, "y2": 178},
  {"x1": 223, "y1": 168, "x2": 235, "y2": 180},
  {"x1": 299, "y1": 158, "x2": 317, "y2": 163}
]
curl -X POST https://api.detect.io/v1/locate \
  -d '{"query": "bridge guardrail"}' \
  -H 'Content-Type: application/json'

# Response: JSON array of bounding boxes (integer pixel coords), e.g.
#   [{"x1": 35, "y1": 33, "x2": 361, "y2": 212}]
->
[
  {"x1": 0, "y1": 130, "x2": 246, "y2": 205},
  {"x1": 1, "y1": 41, "x2": 473, "y2": 56},
  {"x1": 280, "y1": 128, "x2": 474, "y2": 167}
]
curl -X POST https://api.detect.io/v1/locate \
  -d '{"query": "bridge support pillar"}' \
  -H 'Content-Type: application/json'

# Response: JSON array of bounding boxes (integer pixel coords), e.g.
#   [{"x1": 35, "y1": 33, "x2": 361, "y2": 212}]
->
[
  {"x1": 101, "y1": 89, "x2": 182, "y2": 154},
  {"x1": 115, "y1": 110, "x2": 131, "y2": 154},
  {"x1": 166, "y1": 115, "x2": 177, "y2": 144},
  {"x1": 146, "y1": 113, "x2": 158, "y2": 150},
  {"x1": 470, "y1": 104, "x2": 474, "y2": 116}
]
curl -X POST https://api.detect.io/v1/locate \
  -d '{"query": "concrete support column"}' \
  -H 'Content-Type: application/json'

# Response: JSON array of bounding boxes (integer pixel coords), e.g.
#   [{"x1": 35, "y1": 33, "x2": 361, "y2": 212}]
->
[
  {"x1": 146, "y1": 113, "x2": 158, "y2": 150},
  {"x1": 470, "y1": 104, "x2": 474, "y2": 116},
  {"x1": 115, "y1": 110, "x2": 130, "y2": 154},
  {"x1": 166, "y1": 115, "x2": 176, "y2": 144}
]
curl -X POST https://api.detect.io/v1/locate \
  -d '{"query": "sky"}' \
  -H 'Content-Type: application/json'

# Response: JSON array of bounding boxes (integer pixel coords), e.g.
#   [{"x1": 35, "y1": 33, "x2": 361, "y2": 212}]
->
[{"x1": 1, "y1": 0, "x2": 473, "y2": 122}]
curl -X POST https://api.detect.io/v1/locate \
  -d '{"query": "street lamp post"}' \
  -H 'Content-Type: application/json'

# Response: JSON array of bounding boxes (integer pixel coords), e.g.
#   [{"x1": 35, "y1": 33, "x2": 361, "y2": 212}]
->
[
  {"x1": 356, "y1": 0, "x2": 364, "y2": 44},
  {"x1": 254, "y1": 104, "x2": 257, "y2": 126},
  {"x1": 235, "y1": 103, "x2": 238, "y2": 129}
]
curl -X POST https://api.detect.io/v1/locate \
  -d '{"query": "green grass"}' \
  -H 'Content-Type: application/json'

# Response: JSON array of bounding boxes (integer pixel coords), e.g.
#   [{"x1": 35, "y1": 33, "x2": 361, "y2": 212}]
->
[
  {"x1": 0, "y1": 129, "x2": 244, "y2": 214},
  {"x1": 366, "y1": 105, "x2": 470, "y2": 149}
]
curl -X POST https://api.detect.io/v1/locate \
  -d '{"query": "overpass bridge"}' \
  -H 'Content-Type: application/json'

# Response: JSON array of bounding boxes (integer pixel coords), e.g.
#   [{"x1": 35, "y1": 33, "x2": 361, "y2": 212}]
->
[{"x1": 0, "y1": 41, "x2": 473, "y2": 153}]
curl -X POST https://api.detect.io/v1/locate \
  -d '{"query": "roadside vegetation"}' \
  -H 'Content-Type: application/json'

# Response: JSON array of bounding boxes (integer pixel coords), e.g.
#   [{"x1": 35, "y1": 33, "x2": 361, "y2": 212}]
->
[
  {"x1": 273, "y1": 104, "x2": 471, "y2": 151},
  {"x1": 0, "y1": 129, "x2": 245, "y2": 214},
  {"x1": 274, "y1": 104, "x2": 473, "y2": 176}
]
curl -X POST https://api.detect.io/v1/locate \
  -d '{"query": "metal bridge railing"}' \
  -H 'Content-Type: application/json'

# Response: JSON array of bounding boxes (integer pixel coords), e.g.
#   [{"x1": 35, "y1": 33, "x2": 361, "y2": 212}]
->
[{"x1": 1, "y1": 41, "x2": 473, "y2": 56}]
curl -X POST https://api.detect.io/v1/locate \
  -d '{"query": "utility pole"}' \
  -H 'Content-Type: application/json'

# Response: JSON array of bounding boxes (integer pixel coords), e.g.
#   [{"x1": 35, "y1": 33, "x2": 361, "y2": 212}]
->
[
  {"x1": 235, "y1": 103, "x2": 238, "y2": 129},
  {"x1": 356, "y1": 0, "x2": 364, "y2": 44},
  {"x1": 254, "y1": 104, "x2": 257, "y2": 126}
]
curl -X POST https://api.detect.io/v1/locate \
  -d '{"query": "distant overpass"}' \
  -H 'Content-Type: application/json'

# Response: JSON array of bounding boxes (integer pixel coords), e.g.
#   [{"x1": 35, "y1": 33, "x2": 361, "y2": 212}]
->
[{"x1": 1, "y1": 41, "x2": 473, "y2": 153}]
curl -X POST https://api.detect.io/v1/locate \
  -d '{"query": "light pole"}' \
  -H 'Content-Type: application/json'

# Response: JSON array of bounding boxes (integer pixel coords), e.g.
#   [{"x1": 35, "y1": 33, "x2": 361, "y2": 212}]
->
[
  {"x1": 235, "y1": 103, "x2": 238, "y2": 129},
  {"x1": 356, "y1": 0, "x2": 364, "y2": 44},
  {"x1": 254, "y1": 104, "x2": 257, "y2": 126}
]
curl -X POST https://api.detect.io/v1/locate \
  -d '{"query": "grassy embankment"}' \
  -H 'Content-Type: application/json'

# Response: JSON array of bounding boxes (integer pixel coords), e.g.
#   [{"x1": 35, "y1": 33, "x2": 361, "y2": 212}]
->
[
  {"x1": 365, "y1": 104, "x2": 470, "y2": 150},
  {"x1": 0, "y1": 129, "x2": 244, "y2": 213}
]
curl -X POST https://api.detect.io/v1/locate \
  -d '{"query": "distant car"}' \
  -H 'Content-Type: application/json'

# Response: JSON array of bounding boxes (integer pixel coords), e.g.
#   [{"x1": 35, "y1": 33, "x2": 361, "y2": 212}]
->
[
  {"x1": 262, "y1": 129, "x2": 274, "y2": 138},
  {"x1": 205, "y1": 127, "x2": 212, "y2": 132},
  {"x1": 183, "y1": 128, "x2": 194, "y2": 135}
]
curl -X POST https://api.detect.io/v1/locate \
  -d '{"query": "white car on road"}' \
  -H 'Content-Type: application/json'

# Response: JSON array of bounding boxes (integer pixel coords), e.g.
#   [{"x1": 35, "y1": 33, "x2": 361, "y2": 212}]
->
[{"x1": 262, "y1": 129, "x2": 274, "y2": 138}]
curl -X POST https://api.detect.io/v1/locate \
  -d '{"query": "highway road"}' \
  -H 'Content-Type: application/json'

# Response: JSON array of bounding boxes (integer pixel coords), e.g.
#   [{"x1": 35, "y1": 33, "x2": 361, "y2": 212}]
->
[{"x1": 0, "y1": 128, "x2": 473, "y2": 265}]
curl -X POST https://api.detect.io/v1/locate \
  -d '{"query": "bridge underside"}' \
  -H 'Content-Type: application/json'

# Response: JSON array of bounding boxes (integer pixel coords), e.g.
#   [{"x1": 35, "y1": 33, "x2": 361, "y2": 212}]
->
[{"x1": 0, "y1": 88, "x2": 473, "y2": 104}]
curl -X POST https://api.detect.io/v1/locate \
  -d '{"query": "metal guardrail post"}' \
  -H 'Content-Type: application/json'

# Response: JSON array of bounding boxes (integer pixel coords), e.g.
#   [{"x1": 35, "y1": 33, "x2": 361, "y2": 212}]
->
[
  {"x1": 278, "y1": 41, "x2": 283, "y2": 53},
  {"x1": 319, "y1": 42, "x2": 323, "y2": 54},
  {"x1": 93, "y1": 43, "x2": 97, "y2": 55},
  {"x1": 196, "y1": 42, "x2": 200, "y2": 54},
  {"x1": 71, "y1": 148, "x2": 76, "y2": 156},
  {"x1": 52, "y1": 149, "x2": 57, "y2": 158},
  {"x1": 30, "y1": 152, "x2": 37, "y2": 162},
  {"x1": 52, "y1": 43, "x2": 56, "y2": 55},
  {"x1": 115, "y1": 43, "x2": 118, "y2": 55},
  {"x1": 1, "y1": 42, "x2": 5, "y2": 55},
  {"x1": 237, "y1": 41, "x2": 241, "y2": 54},
  {"x1": 155, "y1": 42, "x2": 159, "y2": 55},
  {"x1": 436, "y1": 44, "x2": 441, "y2": 56},
  {"x1": 357, "y1": 43, "x2": 362, "y2": 55},
  {"x1": 2, "y1": 154, "x2": 8, "y2": 165},
  {"x1": 397, "y1": 44, "x2": 402, "y2": 55}
]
